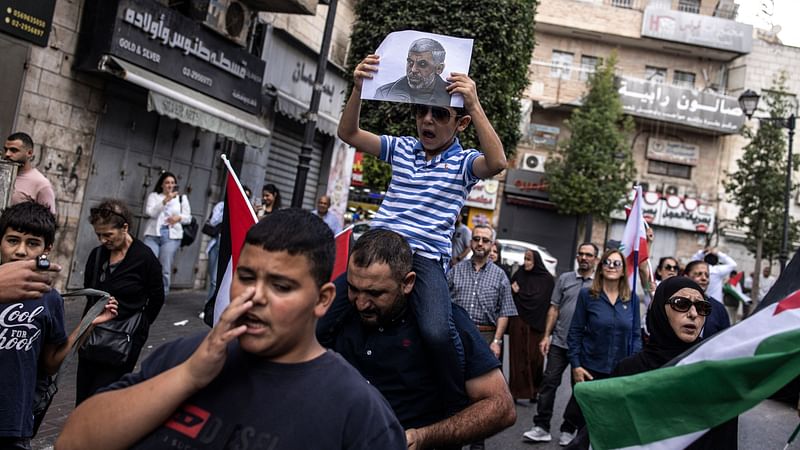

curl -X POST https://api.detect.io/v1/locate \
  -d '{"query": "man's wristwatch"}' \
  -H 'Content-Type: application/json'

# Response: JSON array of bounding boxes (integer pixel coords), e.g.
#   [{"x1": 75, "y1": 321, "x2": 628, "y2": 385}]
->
[{"x1": 492, "y1": 338, "x2": 503, "y2": 345}]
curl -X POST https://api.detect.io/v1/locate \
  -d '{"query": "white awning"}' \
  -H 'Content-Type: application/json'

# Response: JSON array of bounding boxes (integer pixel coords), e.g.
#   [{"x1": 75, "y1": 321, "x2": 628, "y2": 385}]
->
[
  {"x1": 98, "y1": 55, "x2": 270, "y2": 148},
  {"x1": 275, "y1": 90, "x2": 339, "y2": 137}
]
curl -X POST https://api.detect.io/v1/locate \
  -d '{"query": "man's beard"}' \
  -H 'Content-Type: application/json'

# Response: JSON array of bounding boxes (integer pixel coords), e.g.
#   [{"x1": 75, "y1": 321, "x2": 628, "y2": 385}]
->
[
  {"x1": 408, "y1": 72, "x2": 437, "y2": 90},
  {"x1": 359, "y1": 293, "x2": 408, "y2": 327}
]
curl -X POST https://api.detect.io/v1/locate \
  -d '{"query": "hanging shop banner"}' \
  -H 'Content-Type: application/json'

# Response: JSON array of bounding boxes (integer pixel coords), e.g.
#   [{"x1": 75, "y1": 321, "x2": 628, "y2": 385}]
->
[
  {"x1": 78, "y1": 0, "x2": 264, "y2": 114},
  {"x1": 0, "y1": 0, "x2": 56, "y2": 47},
  {"x1": 611, "y1": 191, "x2": 715, "y2": 234},
  {"x1": 326, "y1": 138, "x2": 356, "y2": 230},
  {"x1": 642, "y1": 8, "x2": 752, "y2": 54},
  {"x1": 465, "y1": 179, "x2": 499, "y2": 210},
  {"x1": 617, "y1": 77, "x2": 745, "y2": 134}
]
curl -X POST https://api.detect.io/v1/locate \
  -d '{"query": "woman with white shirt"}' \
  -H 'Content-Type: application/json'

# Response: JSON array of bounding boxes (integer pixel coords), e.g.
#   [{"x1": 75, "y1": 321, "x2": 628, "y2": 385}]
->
[{"x1": 143, "y1": 171, "x2": 191, "y2": 295}]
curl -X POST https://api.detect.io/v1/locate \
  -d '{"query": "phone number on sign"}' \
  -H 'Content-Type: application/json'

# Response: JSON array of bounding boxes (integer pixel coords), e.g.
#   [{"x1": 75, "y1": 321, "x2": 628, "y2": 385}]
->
[{"x1": 182, "y1": 67, "x2": 213, "y2": 87}]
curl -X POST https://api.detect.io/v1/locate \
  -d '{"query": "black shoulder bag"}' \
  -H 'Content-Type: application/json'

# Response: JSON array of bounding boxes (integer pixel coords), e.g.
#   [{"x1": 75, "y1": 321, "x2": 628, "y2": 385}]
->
[{"x1": 78, "y1": 251, "x2": 146, "y2": 367}]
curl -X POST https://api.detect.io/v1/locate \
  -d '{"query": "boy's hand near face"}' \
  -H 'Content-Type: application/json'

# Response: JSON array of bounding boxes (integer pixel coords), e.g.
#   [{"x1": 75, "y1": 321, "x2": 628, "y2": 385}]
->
[
  {"x1": 0, "y1": 259, "x2": 61, "y2": 302},
  {"x1": 181, "y1": 287, "x2": 253, "y2": 391}
]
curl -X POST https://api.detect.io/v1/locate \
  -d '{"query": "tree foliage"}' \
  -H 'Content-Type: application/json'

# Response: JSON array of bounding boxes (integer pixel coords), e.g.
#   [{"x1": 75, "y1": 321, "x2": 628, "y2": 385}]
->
[
  {"x1": 725, "y1": 73, "x2": 800, "y2": 263},
  {"x1": 346, "y1": 0, "x2": 537, "y2": 190},
  {"x1": 545, "y1": 52, "x2": 635, "y2": 221}
]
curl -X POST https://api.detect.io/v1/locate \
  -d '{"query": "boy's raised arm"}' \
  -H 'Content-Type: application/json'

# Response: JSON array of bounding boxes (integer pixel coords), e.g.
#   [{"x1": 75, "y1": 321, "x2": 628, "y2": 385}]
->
[
  {"x1": 337, "y1": 55, "x2": 382, "y2": 157},
  {"x1": 447, "y1": 73, "x2": 507, "y2": 179}
]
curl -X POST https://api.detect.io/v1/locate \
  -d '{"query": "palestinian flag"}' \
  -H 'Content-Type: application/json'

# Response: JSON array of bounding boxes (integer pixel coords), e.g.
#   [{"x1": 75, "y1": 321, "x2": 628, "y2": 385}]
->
[
  {"x1": 574, "y1": 250, "x2": 800, "y2": 449},
  {"x1": 203, "y1": 156, "x2": 257, "y2": 326},
  {"x1": 331, "y1": 226, "x2": 353, "y2": 281},
  {"x1": 621, "y1": 185, "x2": 650, "y2": 292},
  {"x1": 723, "y1": 271, "x2": 749, "y2": 305}
]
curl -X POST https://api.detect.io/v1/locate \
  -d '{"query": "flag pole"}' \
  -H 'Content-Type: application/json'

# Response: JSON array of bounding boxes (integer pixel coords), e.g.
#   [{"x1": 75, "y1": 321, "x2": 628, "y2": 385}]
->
[
  {"x1": 784, "y1": 422, "x2": 800, "y2": 450},
  {"x1": 220, "y1": 154, "x2": 258, "y2": 222}
]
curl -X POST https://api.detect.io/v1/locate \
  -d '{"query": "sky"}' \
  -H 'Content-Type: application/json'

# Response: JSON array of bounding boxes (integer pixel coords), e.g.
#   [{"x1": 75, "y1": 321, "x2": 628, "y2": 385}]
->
[{"x1": 735, "y1": 0, "x2": 800, "y2": 48}]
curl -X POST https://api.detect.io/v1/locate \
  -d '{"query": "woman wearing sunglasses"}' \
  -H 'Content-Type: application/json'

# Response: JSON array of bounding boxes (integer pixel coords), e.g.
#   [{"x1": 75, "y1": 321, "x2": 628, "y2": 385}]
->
[
  {"x1": 655, "y1": 256, "x2": 680, "y2": 284},
  {"x1": 569, "y1": 277, "x2": 736, "y2": 449},
  {"x1": 562, "y1": 249, "x2": 641, "y2": 443}
]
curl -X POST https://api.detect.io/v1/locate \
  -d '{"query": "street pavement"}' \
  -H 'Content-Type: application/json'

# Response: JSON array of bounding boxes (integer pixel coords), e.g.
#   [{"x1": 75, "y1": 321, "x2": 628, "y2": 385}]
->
[{"x1": 31, "y1": 290, "x2": 799, "y2": 449}]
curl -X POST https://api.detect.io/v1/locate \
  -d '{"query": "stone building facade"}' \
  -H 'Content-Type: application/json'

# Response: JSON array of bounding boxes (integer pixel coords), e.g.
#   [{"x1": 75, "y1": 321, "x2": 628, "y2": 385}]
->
[
  {"x1": 2, "y1": 0, "x2": 356, "y2": 292},
  {"x1": 502, "y1": 0, "x2": 752, "y2": 274},
  {"x1": 718, "y1": 34, "x2": 800, "y2": 272}
]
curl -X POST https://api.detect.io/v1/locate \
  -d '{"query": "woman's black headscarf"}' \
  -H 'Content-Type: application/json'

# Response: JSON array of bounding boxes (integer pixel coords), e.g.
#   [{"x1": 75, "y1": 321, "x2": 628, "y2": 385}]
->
[
  {"x1": 615, "y1": 276, "x2": 705, "y2": 375},
  {"x1": 510, "y1": 250, "x2": 554, "y2": 332}
]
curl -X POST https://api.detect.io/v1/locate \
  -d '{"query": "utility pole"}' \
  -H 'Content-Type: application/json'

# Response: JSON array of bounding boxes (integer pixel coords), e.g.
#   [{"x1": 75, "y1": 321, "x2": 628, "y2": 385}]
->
[{"x1": 290, "y1": 0, "x2": 338, "y2": 208}]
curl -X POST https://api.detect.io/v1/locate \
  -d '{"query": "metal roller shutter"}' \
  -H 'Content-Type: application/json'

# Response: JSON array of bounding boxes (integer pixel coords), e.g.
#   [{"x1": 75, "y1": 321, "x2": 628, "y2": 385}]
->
[{"x1": 265, "y1": 115, "x2": 326, "y2": 211}]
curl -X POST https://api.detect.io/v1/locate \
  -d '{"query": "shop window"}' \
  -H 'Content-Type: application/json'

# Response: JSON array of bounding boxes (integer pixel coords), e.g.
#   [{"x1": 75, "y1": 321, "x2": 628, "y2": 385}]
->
[
  {"x1": 648, "y1": 160, "x2": 691, "y2": 179},
  {"x1": 645, "y1": 66, "x2": 667, "y2": 84},
  {"x1": 673, "y1": 70, "x2": 696, "y2": 89},
  {"x1": 579, "y1": 55, "x2": 599, "y2": 81},
  {"x1": 550, "y1": 51, "x2": 574, "y2": 80}
]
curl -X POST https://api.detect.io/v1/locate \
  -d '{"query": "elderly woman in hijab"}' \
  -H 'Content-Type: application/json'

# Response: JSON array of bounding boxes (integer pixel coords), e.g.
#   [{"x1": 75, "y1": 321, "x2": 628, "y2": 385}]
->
[
  {"x1": 566, "y1": 277, "x2": 737, "y2": 450},
  {"x1": 615, "y1": 276, "x2": 708, "y2": 375},
  {"x1": 615, "y1": 276, "x2": 737, "y2": 449},
  {"x1": 508, "y1": 249, "x2": 555, "y2": 402}
]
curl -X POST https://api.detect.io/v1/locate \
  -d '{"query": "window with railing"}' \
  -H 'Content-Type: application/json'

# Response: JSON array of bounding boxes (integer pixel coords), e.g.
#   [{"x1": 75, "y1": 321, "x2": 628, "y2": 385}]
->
[
  {"x1": 648, "y1": 160, "x2": 691, "y2": 179},
  {"x1": 611, "y1": 0, "x2": 634, "y2": 8},
  {"x1": 673, "y1": 70, "x2": 696, "y2": 89},
  {"x1": 550, "y1": 50, "x2": 574, "y2": 80},
  {"x1": 678, "y1": 0, "x2": 700, "y2": 14},
  {"x1": 579, "y1": 55, "x2": 600, "y2": 81},
  {"x1": 645, "y1": 66, "x2": 667, "y2": 84}
]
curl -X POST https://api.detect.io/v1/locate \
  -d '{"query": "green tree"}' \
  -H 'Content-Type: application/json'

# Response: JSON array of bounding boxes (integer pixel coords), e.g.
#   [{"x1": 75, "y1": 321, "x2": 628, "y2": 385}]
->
[
  {"x1": 724, "y1": 73, "x2": 799, "y2": 305},
  {"x1": 545, "y1": 52, "x2": 635, "y2": 238},
  {"x1": 346, "y1": 0, "x2": 537, "y2": 190}
]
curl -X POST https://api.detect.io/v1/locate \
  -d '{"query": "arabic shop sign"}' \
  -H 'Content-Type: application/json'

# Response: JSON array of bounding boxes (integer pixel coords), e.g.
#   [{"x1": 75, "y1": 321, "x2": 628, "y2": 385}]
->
[
  {"x1": 263, "y1": 30, "x2": 348, "y2": 120},
  {"x1": 79, "y1": 0, "x2": 264, "y2": 114},
  {"x1": 465, "y1": 179, "x2": 499, "y2": 210},
  {"x1": 647, "y1": 137, "x2": 699, "y2": 166},
  {"x1": 504, "y1": 169, "x2": 550, "y2": 201},
  {"x1": 0, "y1": 0, "x2": 56, "y2": 46},
  {"x1": 612, "y1": 191, "x2": 715, "y2": 234},
  {"x1": 617, "y1": 77, "x2": 744, "y2": 134},
  {"x1": 642, "y1": 8, "x2": 752, "y2": 54}
]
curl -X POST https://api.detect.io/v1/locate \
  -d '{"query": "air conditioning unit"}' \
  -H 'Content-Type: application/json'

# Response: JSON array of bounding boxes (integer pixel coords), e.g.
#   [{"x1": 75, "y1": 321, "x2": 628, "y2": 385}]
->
[
  {"x1": 521, "y1": 152, "x2": 547, "y2": 172},
  {"x1": 663, "y1": 184, "x2": 682, "y2": 197},
  {"x1": 190, "y1": 0, "x2": 252, "y2": 47}
]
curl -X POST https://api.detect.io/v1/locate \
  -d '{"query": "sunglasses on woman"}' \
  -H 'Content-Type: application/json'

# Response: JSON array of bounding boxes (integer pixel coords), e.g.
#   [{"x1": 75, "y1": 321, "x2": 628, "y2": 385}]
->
[
  {"x1": 602, "y1": 259, "x2": 623, "y2": 269},
  {"x1": 413, "y1": 104, "x2": 458, "y2": 123},
  {"x1": 662, "y1": 264, "x2": 679, "y2": 271},
  {"x1": 667, "y1": 296, "x2": 712, "y2": 316}
]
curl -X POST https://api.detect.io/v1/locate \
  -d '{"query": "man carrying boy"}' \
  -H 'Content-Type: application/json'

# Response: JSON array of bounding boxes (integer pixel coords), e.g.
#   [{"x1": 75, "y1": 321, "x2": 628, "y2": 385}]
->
[
  {"x1": 337, "y1": 53, "x2": 507, "y2": 402},
  {"x1": 57, "y1": 209, "x2": 405, "y2": 450},
  {"x1": 0, "y1": 201, "x2": 116, "y2": 448}
]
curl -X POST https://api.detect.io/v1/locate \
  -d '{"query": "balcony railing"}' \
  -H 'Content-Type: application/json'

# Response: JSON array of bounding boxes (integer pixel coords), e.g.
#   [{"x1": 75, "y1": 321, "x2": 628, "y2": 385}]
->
[{"x1": 605, "y1": 0, "x2": 647, "y2": 11}]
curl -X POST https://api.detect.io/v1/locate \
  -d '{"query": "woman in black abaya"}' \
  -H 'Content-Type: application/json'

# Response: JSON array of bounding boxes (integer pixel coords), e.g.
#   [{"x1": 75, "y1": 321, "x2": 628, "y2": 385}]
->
[{"x1": 508, "y1": 249, "x2": 554, "y2": 401}]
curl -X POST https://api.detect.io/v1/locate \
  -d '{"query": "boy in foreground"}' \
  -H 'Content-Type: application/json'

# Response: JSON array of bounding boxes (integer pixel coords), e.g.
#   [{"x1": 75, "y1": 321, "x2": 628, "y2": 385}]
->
[
  {"x1": 0, "y1": 201, "x2": 116, "y2": 448},
  {"x1": 57, "y1": 208, "x2": 405, "y2": 450}
]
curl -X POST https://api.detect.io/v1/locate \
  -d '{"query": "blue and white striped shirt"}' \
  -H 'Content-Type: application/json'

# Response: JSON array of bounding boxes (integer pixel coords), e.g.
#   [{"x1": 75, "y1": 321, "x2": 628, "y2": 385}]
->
[{"x1": 370, "y1": 135, "x2": 481, "y2": 263}]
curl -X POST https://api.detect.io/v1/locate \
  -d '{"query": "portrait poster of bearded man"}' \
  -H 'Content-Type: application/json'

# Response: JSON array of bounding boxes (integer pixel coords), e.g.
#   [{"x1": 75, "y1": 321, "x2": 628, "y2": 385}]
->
[{"x1": 360, "y1": 30, "x2": 473, "y2": 107}]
